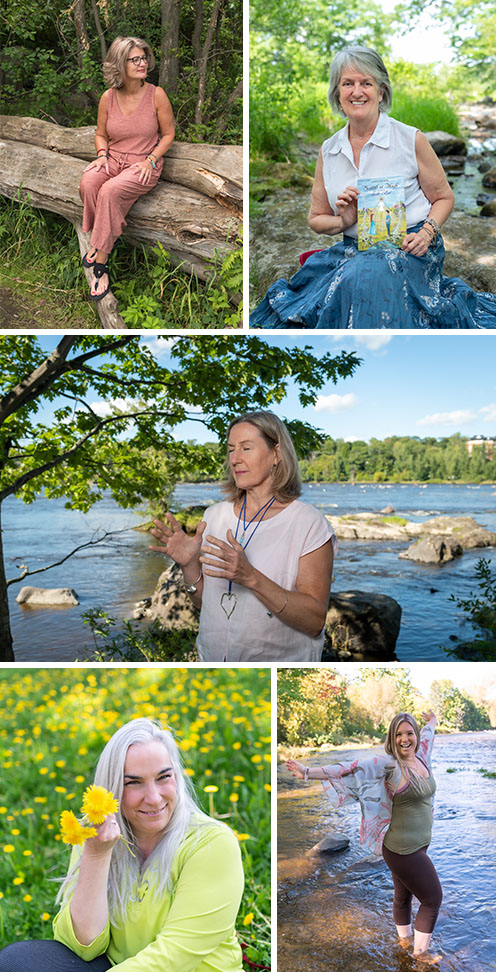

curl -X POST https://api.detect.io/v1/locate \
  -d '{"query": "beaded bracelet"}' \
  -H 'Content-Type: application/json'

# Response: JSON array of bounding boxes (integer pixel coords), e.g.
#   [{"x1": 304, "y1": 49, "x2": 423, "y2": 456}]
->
[
  {"x1": 97, "y1": 149, "x2": 108, "y2": 158},
  {"x1": 146, "y1": 155, "x2": 156, "y2": 169}
]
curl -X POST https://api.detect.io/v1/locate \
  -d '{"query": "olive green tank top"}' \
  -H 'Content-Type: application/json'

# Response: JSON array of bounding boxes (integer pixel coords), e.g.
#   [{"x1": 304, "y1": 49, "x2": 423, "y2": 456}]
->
[{"x1": 382, "y1": 770, "x2": 436, "y2": 855}]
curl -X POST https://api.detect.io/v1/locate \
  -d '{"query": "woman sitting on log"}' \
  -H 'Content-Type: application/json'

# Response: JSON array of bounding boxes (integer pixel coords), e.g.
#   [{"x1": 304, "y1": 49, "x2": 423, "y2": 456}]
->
[
  {"x1": 79, "y1": 36, "x2": 175, "y2": 301},
  {"x1": 250, "y1": 46, "x2": 496, "y2": 329},
  {"x1": 150, "y1": 410, "x2": 337, "y2": 663}
]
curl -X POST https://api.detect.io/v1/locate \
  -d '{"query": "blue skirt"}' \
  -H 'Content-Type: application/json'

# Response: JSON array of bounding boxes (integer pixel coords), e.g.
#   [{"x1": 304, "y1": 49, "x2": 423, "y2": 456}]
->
[{"x1": 249, "y1": 223, "x2": 496, "y2": 329}]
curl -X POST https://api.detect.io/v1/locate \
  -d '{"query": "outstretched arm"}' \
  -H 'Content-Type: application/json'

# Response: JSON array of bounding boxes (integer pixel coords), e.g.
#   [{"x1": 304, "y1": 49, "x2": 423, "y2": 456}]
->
[
  {"x1": 421, "y1": 709, "x2": 437, "y2": 729},
  {"x1": 286, "y1": 759, "x2": 339, "y2": 781}
]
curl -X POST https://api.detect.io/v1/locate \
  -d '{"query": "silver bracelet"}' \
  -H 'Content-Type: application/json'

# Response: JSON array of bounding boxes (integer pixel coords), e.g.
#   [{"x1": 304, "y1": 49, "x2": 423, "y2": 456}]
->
[
  {"x1": 423, "y1": 217, "x2": 440, "y2": 238},
  {"x1": 184, "y1": 570, "x2": 202, "y2": 594}
]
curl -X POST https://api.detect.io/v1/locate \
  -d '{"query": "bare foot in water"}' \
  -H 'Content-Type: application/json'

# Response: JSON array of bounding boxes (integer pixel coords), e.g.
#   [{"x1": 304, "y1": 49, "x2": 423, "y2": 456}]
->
[{"x1": 414, "y1": 952, "x2": 442, "y2": 965}]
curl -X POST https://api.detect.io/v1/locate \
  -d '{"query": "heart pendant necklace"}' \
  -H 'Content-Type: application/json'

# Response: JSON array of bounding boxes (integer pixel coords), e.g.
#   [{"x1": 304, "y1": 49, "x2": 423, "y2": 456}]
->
[{"x1": 220, "y1": 494, "x2": 276, "y2": 619}]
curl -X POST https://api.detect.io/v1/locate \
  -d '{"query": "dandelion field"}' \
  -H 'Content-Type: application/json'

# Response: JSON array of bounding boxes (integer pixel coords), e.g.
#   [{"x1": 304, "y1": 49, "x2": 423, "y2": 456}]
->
[{"x1": 0, "y1": 667, "x2": 271, "y2": 967}]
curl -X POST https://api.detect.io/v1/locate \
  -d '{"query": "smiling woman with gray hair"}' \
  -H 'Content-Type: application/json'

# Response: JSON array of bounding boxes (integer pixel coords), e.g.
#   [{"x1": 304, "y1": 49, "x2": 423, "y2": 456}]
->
[
  {"x1": 250, "y1": 45, "x2": 496, "y2": 329},
  {"x1": 0, "y1": 718, "x2": 244, "y2": 972}
]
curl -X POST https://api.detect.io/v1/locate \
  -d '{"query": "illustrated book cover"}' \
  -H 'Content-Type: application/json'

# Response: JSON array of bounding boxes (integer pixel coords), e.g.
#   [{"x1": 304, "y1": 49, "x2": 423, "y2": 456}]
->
[{"x1": 357, "y1": 176, "x2": 407, "y2": 250}]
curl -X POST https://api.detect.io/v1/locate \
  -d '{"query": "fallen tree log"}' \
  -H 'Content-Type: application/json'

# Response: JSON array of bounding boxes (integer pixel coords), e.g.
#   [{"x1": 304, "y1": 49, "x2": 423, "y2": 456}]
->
[
  {"x1": 0, "y1": 116, "x2": 242, "y2": 214},
  {"x1": 0, "y1": 116, "x2": 242, "y2": 328}
]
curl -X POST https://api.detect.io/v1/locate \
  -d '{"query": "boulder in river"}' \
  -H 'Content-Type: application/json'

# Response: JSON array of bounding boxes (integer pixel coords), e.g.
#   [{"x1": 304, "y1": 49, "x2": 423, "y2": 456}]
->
[
  {"x1": 324, "y1": 591, "x2": 401, "y2": 662},
  {"x1": 308, "y1": 835, "x2": 350, "y2": 855},
  {"x1": 482, "y1": 167, "x2": 496, "y2": 188},
  {"x1": 16, "y1": 586, "x2": 79, "y2": 606},
  {"x1": 425, "y1": 131, "x2": 467, "y2": 157},
  {"x1": 480, "y1": 199, "x2": 496, "y2": 217},
  {"x1": 399, "y1": 536, "x2": 463, "y2": 564},
  {"x1": 134, "y1": 564, "x2": 199, "y2": 629}
]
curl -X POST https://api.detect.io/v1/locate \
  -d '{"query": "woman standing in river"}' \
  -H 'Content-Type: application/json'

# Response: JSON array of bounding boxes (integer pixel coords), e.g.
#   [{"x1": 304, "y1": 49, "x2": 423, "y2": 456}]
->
[{"x1": 287, "y1": 710, "x2": 442, "y2": 962}]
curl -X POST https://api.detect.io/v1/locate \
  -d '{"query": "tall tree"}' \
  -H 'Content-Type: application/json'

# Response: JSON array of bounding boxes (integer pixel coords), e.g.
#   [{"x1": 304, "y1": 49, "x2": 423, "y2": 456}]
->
[{"x1": 0, "y1": 335, "x2": 360, "y2": 659}]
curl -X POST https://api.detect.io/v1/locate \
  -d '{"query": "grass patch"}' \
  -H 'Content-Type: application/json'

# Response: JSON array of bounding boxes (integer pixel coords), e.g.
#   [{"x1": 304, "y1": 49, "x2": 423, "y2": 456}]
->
[
  {"x1": 380, "y1": 516, "x2": 409, "y2": 526},
  {"x1": 0, "y1": 196, "x2": 242, "y2": 329},
  {"x1": 391, "y1": 93, "x2": 461, "y2": 136},
  {"x1": 0, "y1": 668, "x2": 270, "y2": 968},
  {"x1": 478, "y1": 767, "x2": 496, "y2": 779}
]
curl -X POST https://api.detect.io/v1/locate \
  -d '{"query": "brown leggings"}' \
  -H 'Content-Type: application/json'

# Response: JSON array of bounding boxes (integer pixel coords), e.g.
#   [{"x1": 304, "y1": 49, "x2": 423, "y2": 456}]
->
[{"x1": 382, "y1": 844, "x2": 443, "y2": 933}]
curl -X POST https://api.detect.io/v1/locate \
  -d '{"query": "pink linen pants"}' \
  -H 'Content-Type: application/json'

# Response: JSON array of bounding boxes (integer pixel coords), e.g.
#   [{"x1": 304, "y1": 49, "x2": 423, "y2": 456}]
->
[{"x1": 79, "y1": 152, "x2": 162, "y2": 254}]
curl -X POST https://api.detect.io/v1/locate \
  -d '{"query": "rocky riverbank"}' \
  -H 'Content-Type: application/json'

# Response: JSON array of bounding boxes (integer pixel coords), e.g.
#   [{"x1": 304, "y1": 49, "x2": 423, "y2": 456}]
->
[{"x1": 250, "y1": 103, "x2": 496, "y2": 303}]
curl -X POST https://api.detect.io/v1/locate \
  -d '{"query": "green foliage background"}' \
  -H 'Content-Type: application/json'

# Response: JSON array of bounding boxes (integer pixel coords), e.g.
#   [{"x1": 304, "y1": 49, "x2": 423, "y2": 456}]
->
[
  {"x1": 250, "y1": 0, "x2": 493, "y2": 161},
  {"x1": 278, "y1": 667, "x2": 494, "y2": 749}
]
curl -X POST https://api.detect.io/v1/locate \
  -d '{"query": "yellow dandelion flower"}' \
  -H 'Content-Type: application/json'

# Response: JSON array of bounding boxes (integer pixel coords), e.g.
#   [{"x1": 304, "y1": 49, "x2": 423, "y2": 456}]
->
[
  {"x1": 0, "y1": 892, "x2": 3, "y2": 899},
  {"x1": 232, "y1": 742, "x2": 241, "y2": 750},
  {"x1": 23, "y1": 894, "x2": 33, "y2": 902},
  {"x1": 55, "y1": 787, "x2": 67, "y2": 794},
  {"x1": 81, "y1": 785, "x2": 119, "y2": 825},
  {"x1": 59, "y1": 810, "x2": 97, "y2": 846},
  {"x1": 264, "y1": 784, "x2": 271, "y2": 792},
  {"x1": 0, "y1": 807, "x2": 7, "y2": 814},
  {"x1": 75, "y1": 776, "x2": 85, "y2": 783},
  {"x1": 233, "y1": 776, "x2": 245, "y2": 782},
  {"x1": 3, "y1": 845, "x2": 15, "y2": 853},
  {"x1": 34, "y1": 797, "x2": 47, "y2": 803},
  {"x1": 39, "y1": 768, "x2": 49, "y2": 775},
  {"x1": 229, "y1": 793, "x2": 239, "y2": 802},
  {"x1": 22, "y1": 850, "x2": 32, "y2": 857},
  {"x1": 13, "y1": 877, "x2": 24, "y2": 885},
  {"x1": 203, "y1": 785, "x2": 218, "y2": 793},
  {"x1": 243, "y1": 913, "x2": 254, "y2": 926},
  {"x1": 236, "y1": 833, "x2": 251, "y2": 841},
  {"x1": 41, "y1": 913, "x2": 50, "y2": 921},
  {"x1": 10, "y1": 829, "x2": 20, "y2": 836}
]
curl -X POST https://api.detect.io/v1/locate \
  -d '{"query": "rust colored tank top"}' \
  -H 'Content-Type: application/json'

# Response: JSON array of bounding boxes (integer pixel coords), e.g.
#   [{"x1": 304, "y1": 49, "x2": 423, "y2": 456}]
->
[{"x1": 106, "y1": 83, "x2": 160, "y2": 159}]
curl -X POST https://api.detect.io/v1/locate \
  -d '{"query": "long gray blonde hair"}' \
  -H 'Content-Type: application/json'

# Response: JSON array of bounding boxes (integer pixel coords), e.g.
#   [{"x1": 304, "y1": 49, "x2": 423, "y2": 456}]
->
[{"x1": 57, "y1": 718, "x2": 216, "y2": 923}]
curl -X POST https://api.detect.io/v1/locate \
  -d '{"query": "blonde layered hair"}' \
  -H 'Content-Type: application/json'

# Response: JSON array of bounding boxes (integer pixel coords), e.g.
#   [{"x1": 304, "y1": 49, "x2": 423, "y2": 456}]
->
[
  {"x1": 103, "y1": 36, "x2": 155, "y2": 89},
  {"x1": 57, "y1": 719, "x2": 217, "y2": 924},
  {"x1": 222, "y1": 410, "x2": 302, "y2": 503}
]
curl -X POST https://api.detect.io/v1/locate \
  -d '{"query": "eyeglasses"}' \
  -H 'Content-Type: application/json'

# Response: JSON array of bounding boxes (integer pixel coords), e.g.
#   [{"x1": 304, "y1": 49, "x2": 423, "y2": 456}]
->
[{"x1": 127, "y1": 55, "x2": 149, "y2": 66}]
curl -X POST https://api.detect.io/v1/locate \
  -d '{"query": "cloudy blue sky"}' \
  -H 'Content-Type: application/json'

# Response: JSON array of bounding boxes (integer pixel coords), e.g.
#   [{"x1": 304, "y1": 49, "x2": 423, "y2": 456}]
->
[{"x1": 156, "y1": 333, "x2": 496, "y2": 444}]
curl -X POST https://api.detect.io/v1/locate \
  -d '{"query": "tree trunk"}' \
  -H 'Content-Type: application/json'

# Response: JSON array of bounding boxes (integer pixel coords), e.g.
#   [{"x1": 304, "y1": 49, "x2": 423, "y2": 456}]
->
[
  {"x1": 160, "y1": 0, "x2": 181, "y2": 94},
  {"x1": 192, "y1": 0, "x2": 204, "y2": 63},
  {"x1": 195, "y1": 0, "x2": 222, "y2": 126},
  {"x1": 74, "y1": 222, "x2": 125, "y2": 328},
  {"x1": 89, "y1": 0, "x2": 107, "y2": 62},
  {"x1": 0, "y1": 504, "x2": 15, "y2": 661}
]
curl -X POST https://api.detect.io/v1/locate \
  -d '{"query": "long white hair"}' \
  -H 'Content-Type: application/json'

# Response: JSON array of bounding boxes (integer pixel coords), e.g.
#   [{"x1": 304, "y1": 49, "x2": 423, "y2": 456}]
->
[{"x1": 57, "y1": 718, "x2": 216, "y2": 923}]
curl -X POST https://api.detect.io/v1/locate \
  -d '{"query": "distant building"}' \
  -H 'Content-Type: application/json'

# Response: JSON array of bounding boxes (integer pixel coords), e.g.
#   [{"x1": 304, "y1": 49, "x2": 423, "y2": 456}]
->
[{"x1": 466, "y1": 435, "x2": 494, "y2": 459}]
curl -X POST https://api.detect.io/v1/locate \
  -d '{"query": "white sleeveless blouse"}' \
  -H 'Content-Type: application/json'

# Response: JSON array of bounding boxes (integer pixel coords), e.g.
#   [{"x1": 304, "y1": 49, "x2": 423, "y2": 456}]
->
[{"x1": 321, "y1": 113, "x2": 431, "y2": 239}]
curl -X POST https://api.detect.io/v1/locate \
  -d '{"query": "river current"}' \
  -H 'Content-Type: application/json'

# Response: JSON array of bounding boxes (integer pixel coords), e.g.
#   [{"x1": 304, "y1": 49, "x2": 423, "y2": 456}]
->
[
  {"x1": 5, "y1": 482, "x2": 496, "y2": 659},
  {"x1": 278, "y1": 731, "x2": 496, "y2": 972}
]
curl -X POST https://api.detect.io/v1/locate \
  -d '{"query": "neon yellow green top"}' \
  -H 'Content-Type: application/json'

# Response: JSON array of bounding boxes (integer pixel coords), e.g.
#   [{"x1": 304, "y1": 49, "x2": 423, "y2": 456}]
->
[{"x1": 53, "y1": 823, "x2": 244, "y2": 971}]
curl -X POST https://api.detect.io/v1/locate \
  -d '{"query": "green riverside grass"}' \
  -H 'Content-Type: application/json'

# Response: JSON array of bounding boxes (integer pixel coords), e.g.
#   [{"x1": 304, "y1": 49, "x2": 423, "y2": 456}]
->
[
  {"x1": 0, "y1": 669, "x2": 270, "y2": 969},
  {"x1": 0, "y1": 196, "x2": 242, "y2": 329}
]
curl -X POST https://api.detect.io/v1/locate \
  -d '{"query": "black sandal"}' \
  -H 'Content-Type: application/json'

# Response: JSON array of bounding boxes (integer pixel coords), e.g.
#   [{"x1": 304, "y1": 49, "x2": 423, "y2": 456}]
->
[
  {"x1": 82, "y1": 248, "x2": 98, "y2": 268},
  {"x1": 89, "y1": 262, "x2": 110, "y2": 302}
]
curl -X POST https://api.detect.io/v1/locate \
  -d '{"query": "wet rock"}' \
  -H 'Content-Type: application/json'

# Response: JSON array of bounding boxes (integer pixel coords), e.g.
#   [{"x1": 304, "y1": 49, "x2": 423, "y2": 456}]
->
[
  {"x1": 399, "y1": 536, "x2": 463, "y2": 564},
  {"x1": 16, "y1": 586, "x2": 79, "y2": 606},
  {"x1": 425, "y1": 131, "x2": 467, "y2": 156},
  {"x1": 323, "y1": 591, "x2": 401, "y2": 662},
  {"x1": 408, "y1": 515, "x2": 496, "y2": 548},
  {"x1": 482, "y1": 168, "x2": 496, "y2": 188},
  {"x1": 480, "y1": 200, "x2": 496, "y2": 217},
  {"x1": 478, "y1": 161, "x2": 492, "y2": 174},
  {"x1": 136, "y1": 563, "x2": 199, "y2": 630},
  {"x1": 308, "y1": 835, "x2": 350, "y2": 855},
  {"x1": 380, "y1": 504, "x2": 395, "y2": 514}
]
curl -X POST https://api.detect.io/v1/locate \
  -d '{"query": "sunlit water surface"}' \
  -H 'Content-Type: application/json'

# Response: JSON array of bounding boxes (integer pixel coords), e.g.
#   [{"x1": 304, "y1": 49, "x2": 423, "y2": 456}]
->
[
  {"x1": 278, "y1": 732, "x2": 496, "y2": 972},
  {"x1": 5, "y1": 483, "x2": 496, "y2": 659}
]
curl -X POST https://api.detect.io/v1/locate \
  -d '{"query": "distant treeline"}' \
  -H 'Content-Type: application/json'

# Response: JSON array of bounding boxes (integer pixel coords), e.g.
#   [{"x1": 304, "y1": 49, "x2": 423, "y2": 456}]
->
[
  {"x1": 300, "y1": 434, "x2": 496, "y2": 484},
  {"x1": 179, "y1": 434, "x2": 496, "y2": 485}
]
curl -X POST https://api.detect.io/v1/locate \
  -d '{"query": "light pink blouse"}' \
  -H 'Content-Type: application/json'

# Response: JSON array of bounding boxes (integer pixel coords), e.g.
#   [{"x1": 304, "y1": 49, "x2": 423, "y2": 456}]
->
[{"x1": 196, "y1": 499, "x2": 337, "y2": 662}]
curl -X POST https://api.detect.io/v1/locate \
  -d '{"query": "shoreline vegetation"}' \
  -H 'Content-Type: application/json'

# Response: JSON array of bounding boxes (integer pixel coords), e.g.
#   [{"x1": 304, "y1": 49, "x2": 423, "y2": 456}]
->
[{"x1": 279, "y1": 726, "x2": 496, "y2": 762}]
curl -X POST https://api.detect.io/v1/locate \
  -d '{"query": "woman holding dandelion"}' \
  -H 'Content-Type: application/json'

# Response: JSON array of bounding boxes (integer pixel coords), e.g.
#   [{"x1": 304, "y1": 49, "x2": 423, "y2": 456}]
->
[
  {"x1": 287, "y1": 709, "x2": 443, "y2": 963},
  {"x1": 0, "y1": 718, "x2": 244, "y2": 972}
]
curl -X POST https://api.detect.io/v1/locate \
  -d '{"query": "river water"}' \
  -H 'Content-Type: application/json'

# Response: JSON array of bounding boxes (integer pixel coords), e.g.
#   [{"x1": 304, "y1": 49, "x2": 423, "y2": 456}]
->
[
  {"x1": 5, "y1": 482, "x2": 496, "y2": 660},
  {"x1": 278, "y1": 731, "x2": 496, "y2": 972}
]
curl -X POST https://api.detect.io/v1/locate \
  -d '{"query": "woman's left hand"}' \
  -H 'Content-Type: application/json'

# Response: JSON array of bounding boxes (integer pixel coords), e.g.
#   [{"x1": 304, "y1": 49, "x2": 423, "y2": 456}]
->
[
  {"x1": 200, "y1": 530, "x2": 256, "y2": 587},
  {"x1": 401, "y1": 229, "x2": 432, "y2": 257},
  {"x1": 421, "y1": 709, "x2": 436, "y2": 723},
  {"x1": 134, "y1": 159, "x2": 154, "y2": 185}
]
